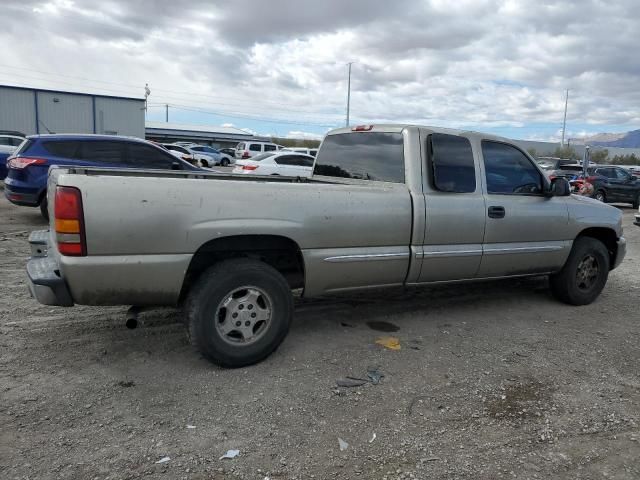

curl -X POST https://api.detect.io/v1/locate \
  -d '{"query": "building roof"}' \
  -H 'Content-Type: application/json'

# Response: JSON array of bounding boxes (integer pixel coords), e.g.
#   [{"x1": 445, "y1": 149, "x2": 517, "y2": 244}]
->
[
  {"x1": 0, "y1": 84, "x2": 145, "y2": 101},
  {"x1": 145, "y1": 121, "x2": 253, "y2": 137}
]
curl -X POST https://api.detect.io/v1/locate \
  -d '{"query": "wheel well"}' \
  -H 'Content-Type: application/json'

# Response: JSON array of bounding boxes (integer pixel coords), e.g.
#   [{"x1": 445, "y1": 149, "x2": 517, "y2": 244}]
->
[
  {"x1": 577, "y1": 227, "x2": 618, "y2": 268},
  {"x1": 180, "y1": 235, "x2": 305, "y2": 301}
]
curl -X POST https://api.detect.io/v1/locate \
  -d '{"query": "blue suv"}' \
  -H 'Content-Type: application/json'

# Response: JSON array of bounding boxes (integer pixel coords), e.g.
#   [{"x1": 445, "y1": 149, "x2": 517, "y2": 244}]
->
[{"x1": 4, "y1": 134, "x2": 200, "y2": 218}]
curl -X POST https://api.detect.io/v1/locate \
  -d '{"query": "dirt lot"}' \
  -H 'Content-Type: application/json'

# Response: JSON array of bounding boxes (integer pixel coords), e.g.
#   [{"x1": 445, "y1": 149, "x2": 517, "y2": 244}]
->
[{"x1": 1, "y1": 191, "x2": 639, "y2": 480}]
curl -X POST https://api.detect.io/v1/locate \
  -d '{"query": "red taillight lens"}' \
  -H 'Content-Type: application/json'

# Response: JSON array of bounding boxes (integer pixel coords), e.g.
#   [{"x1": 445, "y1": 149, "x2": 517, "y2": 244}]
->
[
  {"x1": 8, "y1": 157, "x2": 47, "y2": 169},
  {"x1": 352, "y1": 125, "x2": 373, "y2": 131},
  {"x1": 586, "y1": 176, "x2": 598, "y2": 182},
  {"x1": 548, "y1": 175, "x2": 556, "y2": 180},
  {"x1": 242, "y1": 165, "x2": 258, "y2": 171},
  {"x1": 54, "y1": 186, "x2": 86, "y2": 257},
  {"x1": 242, "y1": 151, "x2": 250, "y2": 159}
]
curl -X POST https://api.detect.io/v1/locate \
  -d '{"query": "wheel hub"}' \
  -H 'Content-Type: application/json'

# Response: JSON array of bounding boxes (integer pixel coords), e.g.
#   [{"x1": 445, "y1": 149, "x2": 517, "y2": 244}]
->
[
  {"x1": 576, "y1": 255, "x2": 599, "y2": 290},
  {"x1": 215, "y1": 286, "x2": 272, "y2": 345}
]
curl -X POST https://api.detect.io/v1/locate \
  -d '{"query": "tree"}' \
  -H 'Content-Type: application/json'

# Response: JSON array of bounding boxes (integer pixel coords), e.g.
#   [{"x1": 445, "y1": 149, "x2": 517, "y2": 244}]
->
[
  {"x1": 589, "y1": 149, "x2": 609, "y2": 164},
  {"x1": 552, "y1": 146, "x2": 579, "y2": 160}
]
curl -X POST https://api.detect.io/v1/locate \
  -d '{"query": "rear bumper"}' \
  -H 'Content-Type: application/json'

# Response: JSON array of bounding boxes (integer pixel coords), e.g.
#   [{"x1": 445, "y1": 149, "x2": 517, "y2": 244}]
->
[
  {"x1": 612, "y1": 236, "x2": 626, "y2": 270},
  {"x1": 4, "y1": 183, "x2": 40, "y2": 206},
  {"x1": 26, "y1": 230, "x2": 74, "y2": 307}
]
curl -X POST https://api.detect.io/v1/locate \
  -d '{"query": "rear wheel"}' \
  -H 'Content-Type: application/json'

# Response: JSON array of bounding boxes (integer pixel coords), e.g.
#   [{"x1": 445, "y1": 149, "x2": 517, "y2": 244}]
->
[
  {"x1": 549, "y1": 237, "x2": 610, "y2": 305},
  {"x1": 595, "y1": 190, "x2": 606, "y2": 202},
  {"x1": 221, "y1": 158, "x2": 230, "y2": 167},
  {"x1": 39, "y1": 196, "x2": 49, "y2": 220},
  {"x1": 632, "y1": 193, "x2": 639, "y2": 209},
  {"x1": 186, "y1": 258, "x2": 293, "y2": 367}
]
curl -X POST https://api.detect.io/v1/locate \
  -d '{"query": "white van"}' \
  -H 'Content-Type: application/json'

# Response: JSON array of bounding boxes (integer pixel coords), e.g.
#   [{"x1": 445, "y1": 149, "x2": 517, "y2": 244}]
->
[{"x1": 235, "y1": 141, "x2": 281, "y2": 159}]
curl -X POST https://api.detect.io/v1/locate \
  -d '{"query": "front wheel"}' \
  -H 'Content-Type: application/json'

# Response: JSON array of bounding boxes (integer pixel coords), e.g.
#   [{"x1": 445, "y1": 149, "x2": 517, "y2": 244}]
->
[
  {"x1": 595, "y1": 190, "x2": 606, "y2": 202},
  {"x1": 549, "y1": 237, "x2": 610, "y2": 305},
  {"x1": 185, "y1": 258, "x2": 293, "y2": 367}
]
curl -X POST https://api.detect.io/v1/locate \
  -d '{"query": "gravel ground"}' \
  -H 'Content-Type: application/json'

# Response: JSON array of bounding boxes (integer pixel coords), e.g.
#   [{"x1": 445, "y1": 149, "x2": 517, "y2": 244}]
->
[{"x1": 1, "y1": 191, "x2": 639, "y2": 480}]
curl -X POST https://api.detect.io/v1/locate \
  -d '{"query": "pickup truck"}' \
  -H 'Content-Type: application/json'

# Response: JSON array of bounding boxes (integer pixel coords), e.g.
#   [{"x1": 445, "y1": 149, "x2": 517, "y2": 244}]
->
[{"x1": 26, "y1": 125, "x2": 626, "y2": 367}]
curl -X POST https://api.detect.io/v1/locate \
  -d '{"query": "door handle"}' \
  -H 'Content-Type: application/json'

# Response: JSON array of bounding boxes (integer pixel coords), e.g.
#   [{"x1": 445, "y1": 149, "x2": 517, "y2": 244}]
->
[{"x1": 488, "y1": 206, "x2": 505, "y2": 219}]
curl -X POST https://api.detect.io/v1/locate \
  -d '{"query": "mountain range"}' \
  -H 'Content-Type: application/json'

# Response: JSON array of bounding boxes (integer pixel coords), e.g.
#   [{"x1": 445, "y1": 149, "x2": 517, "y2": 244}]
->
[{"x1": 571, "y1": 129, "x2": 640, "y2": 148}]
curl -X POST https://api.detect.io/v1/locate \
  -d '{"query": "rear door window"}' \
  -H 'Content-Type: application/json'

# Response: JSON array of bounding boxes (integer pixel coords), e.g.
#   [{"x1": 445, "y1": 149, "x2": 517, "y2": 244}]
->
[
  {"x1": 78, "y1": 141, "x2": 126, "y2": 164},
  {"x1": 127, "y1": 143, "x2": 176, "y2": 169},
  {"x1": 428, "y1": 133, "x2": 476, "y2": 193},
  {"x1": 482, "y1": 141, "x2": 543, "y2": 194},
  {"x1": 264, "y1": 144, "x2": 278, "y2": 152},
  {"x1": 42, "y1": 140, "x2": 83, "y2": 159},
  {"x1": 314, "y1": 132, "x2": 405, "y2": 183}
]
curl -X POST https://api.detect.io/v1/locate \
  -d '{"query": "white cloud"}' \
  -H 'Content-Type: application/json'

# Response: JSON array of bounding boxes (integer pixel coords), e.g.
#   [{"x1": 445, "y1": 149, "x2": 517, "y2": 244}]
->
[{"x1": 1, "y1": 0, "x2": 639, "y2": 137}]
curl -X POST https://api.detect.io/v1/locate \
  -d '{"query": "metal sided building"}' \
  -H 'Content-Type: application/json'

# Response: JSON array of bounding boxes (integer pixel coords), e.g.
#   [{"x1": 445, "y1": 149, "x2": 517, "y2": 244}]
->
[
  {"x1": 145, "y1": 121, "x2": 263, "y2": 149},
  {"x1": 0, "y1": 85, "x2": 145, "y2": 137}
]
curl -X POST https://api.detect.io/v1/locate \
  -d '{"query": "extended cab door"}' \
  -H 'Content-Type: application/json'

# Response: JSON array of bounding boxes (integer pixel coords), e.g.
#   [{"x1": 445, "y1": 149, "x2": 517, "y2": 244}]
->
[
  {"x1": 477, "y1": 140, "x2": 571, "y2": 277},
  {"x1": 417, "y1": 132, "x2": 486, "y2": 282}
]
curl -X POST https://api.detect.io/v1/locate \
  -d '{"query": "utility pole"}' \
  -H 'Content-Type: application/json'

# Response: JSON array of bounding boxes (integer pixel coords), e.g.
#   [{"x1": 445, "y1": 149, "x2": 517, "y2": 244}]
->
[
  {"x1": 165, "y1": 104, "x2": 169, "y2": 123},
  {"x1": 561, "y1": 89, "x2": 569, "y2": 147},
  {"x1": 346, "y1": 62, "x2": 354, "y2": 127}
]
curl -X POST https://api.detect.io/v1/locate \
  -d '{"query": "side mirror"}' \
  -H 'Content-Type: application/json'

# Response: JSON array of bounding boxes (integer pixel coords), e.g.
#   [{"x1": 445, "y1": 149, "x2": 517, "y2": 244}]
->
[{"x1": 546, "y1": 177, "x2": 571, "y2": 197}]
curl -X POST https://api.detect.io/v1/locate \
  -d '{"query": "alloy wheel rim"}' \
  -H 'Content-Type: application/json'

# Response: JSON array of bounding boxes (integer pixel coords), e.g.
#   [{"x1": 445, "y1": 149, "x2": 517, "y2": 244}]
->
[
  {"x1": 215, "y1": 286, "x2": 272, "y2": 345},
  {"x1": 576, "y1": 254, "x2": 599, "y2": 290}
]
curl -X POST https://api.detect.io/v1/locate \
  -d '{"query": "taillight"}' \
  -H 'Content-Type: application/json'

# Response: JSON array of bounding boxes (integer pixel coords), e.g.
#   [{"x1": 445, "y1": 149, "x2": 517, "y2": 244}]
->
[
  {"x1": 548, "y1": 175, "x2": 556, "y2": 180},
  {"x1": 242, "y1": 165, "x2": 258, "y2": 171},
  {"x1": 8, "y1": 157, "x2": 47, "y2": 169},
  {"x1": 54, "y1": 186, "x2": 86, "y2": 257},
  {"x1": 242, "y1": 151, "x2": 250, "y2": 159},
  {"x1": 352, "y1": 125, "x2": 373, "y2": 131},
  {"x1": 586, "y1": 176, "x2": 599, "y2": 183}
]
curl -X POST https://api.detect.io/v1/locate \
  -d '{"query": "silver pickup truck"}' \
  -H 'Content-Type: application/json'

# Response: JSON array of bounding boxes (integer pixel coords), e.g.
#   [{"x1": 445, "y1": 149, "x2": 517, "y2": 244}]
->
[{"x1": 27, "y1": 125, "x2": 626, "y2": 367}]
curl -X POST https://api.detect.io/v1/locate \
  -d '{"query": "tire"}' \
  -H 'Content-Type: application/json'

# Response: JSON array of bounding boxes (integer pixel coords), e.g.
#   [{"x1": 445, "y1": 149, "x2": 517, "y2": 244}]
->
[
  {"x1": 595, "y1": 190, "x2": 606, "y2": 202},
  {"x1": 632, "y1": 193, "x2": 639, "y2": 209},
  {"x1": 39, "y1": 196, "x2": 49, "y2": 220},
  {"x1": 549, "y1": 237, "x2": 610, "y2": 305},
  {"x1": 221, "y1": 158, "x2": 230, "y2": 167},
  {"x1": 200, "y1": 159, "x2": 209, "y2": 168},
  {"x1": 185, "y1": 258, "x2": 293, "y2": 367}
]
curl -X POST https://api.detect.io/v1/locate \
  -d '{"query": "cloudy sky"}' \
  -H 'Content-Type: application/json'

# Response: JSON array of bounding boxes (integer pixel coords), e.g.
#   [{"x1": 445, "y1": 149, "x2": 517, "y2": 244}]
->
[{"x1": 1, "y1": 0, "x2": 639, "y2": 141}]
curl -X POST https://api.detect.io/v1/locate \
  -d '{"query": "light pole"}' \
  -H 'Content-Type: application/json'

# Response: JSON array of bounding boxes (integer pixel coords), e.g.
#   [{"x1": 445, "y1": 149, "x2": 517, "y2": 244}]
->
[
  {"x1": 346, "y1": 62, "x2": 354, "y2": 127},
  {"x1": 561, "y1": 89, "x2": 569, "y2": 147}
]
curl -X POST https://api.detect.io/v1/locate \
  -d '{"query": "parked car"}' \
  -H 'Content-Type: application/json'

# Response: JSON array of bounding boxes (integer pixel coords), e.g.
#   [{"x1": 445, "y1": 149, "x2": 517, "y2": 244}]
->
[
  {"x1": 189, "y1": 145, "x2": 232, "y2": 166},
  {"x1": 220, "y1": 147, "x2": 236, "y2": 157},
  {"x1": 587, "y1": 165, "x2": 640, "y2": 207},
  {"x1": 233, "y1": 151, "x2": 314, "y2": 177},
  {"x1": 0, "y1": 134, "x2": 26, "y2": 180},
  {"x1": 537, "y1": 157, "x2": 578, "y2": 173},
  {"x1": 234, "y1": 141, "x2": 280, "y2": 159},
  {"x1": 161, "y1": 143, "x2": 197, "y2": 165},
  {"x1": 281, "y1": 147, "x2": 319, "y2": 157},
  {"x1": 4, "y1": 134, "x2": 200, "y2": 218},
  {"x1": 163, "y1": 143, "x2": 219, "y2": 167},
  {"x1": 26, "y1": 125, "x2": 625, "y2": 367}
]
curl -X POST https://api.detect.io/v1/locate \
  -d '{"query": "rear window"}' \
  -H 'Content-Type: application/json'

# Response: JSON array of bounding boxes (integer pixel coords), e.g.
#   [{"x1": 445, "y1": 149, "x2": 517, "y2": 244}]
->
[
  {"x1": 313, "y1": 132, "x2": 404, "y2": 183},
  {"x1": 13, "y1": 139, "x2": 33, "y2": 155},
  {"x1": 237, "y1": 143, "x2": 245, "y2": 150},
  {"x1": 249, "y1": 152, "x2": 276, "y2": 162}
]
